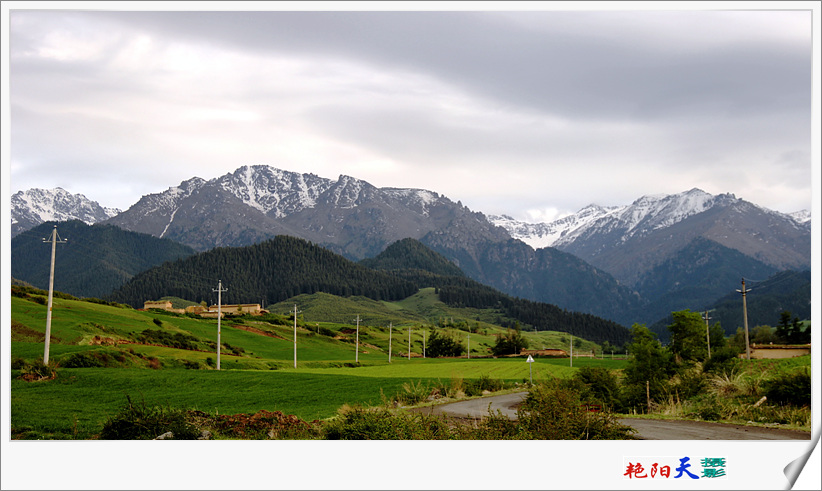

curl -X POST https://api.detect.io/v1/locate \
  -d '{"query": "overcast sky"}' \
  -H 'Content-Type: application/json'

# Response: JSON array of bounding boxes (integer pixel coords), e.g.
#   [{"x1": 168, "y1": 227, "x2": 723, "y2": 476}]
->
[{"x1": 5, "y1": 4, "x2": 816, "y2": 223}]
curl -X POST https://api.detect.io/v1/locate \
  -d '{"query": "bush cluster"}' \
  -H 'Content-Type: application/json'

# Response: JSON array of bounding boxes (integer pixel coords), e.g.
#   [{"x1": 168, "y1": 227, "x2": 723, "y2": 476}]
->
[
  {"x1": 763, "y1": 368, "x2": 811, "y2": 407},
  {"x1": 133, "y1": 329, "x2": 201, "y2": 351},
  {"x1": 99, "y1": 395, "x2": 200, "y2": 440}
]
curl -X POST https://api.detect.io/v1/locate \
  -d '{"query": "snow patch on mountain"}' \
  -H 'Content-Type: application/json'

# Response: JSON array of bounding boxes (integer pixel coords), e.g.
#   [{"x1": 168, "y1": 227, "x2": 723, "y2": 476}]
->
[
  {"x1": 384, "y1": 188, "x2": 443, "y2": 216},
  {"x1": 787, "y1": 209, "x2": 811, "y2": 224},
  {"x1": 490, "y1": 203, "x2": 623, "y2": 249},
  {"x1": 216, "y1": 165, "x2": 335, "y2": 217}
]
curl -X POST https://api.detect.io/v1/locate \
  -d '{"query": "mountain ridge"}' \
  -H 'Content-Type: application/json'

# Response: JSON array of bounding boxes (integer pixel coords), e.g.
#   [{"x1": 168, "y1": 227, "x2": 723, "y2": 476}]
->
[{"x1": 12, "y1": 168, "x2": 810, "y2": 330}]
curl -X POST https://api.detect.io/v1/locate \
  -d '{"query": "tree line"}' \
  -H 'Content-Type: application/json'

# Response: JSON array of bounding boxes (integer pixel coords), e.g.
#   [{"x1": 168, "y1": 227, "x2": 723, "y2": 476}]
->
[{"x1": 437, "y1": 284, "x2": 631, "y2": 346}]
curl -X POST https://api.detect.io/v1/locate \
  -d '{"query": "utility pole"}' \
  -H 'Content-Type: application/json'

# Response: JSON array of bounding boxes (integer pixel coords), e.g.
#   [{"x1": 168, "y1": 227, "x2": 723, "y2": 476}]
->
[
  {"x1": 388, "y1": 322, "x2": 392, "y2": 363},
  {"x1": 737, "y1": 279, "x2": 752, "y2": 360},
  {"x1": 213, "y1": 280, "x2": 227, "y2": 370},
  {"x1": 423, "y1": 328, "x2": 426, "y2": 358},
  {"x1": 293, "y1": 304, "x2": 301, "y2": 369},
  {"x1": 408, "y1": 326, "x2": 411, "y2": 360},
  {"x1": 467, "y1": 332, "x2": 470, "y2": 359},
  {"x1": 702, "y1": 310, "x2": 713, "y2": 359},
  {"x1": 42, "y1": 225, "x2": 67, "y2": 365},
  {"x1": 569, "y1": 331, "x2": 573, "y2": 368},
  {"x1": 353, "y1": 315, "x2": 361, "y2": 363}
]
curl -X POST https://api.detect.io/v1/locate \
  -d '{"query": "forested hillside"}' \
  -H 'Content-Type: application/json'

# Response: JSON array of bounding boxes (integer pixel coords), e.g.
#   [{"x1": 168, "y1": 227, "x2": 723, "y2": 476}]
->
[
  {"x1": 363, "y1": 238, "x2": 632, "y2": 346},
  {"x1": 359, "y1": 238, "x2": 465, "y2": 277},
  {"x1": 106, "y1": 236, "x2": 418, "y2": 308},
  {"x1": 11, "y1": 220, "x2": 196, "y2": 299}
]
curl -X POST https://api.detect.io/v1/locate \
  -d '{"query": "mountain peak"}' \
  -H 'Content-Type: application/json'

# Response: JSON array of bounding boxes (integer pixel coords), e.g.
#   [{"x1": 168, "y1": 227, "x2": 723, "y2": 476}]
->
[{"x1": 11, "y1": 187, "x2": 121, "y2": 237}]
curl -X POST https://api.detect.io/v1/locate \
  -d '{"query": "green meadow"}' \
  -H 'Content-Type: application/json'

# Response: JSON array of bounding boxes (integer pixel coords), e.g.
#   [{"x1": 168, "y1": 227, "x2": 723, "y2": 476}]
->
[{"x1": 11, "y1": 288, "x2": 623, "y2": 439}]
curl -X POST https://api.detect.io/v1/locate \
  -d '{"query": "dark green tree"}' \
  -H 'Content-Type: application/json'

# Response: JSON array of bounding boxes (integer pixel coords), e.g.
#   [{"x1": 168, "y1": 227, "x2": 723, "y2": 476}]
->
[
  {"x1": 491, "y1": 325, "x2": 529, "y2": 356},
  {"x1": 425, "y1": 329, "x2": 466, "y2": 358},
  {"x1": 623, "y1": 324, "x2": 674, "y2": 411},
  {"x1": 667, "y1": 310, "x2": 707, "y2": 363}
]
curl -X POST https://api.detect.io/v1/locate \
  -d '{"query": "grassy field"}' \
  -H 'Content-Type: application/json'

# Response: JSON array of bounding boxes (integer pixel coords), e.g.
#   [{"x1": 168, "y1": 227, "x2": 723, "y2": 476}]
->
[
  {"x1": 10, "y1": 356, "x2": 624, "y2": 439},
  {"x1": 11, "y1": 288, "x2": 629, "y2": 439}
]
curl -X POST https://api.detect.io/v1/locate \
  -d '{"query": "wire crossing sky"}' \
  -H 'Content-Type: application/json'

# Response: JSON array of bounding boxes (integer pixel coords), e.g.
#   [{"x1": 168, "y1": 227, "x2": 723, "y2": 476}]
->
[{"x1": 6, "y1": 4, "x2": 816, "y2": 223}]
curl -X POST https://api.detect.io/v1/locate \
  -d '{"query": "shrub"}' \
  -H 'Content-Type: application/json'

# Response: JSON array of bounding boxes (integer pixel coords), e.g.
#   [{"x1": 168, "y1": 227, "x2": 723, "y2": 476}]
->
[
  {"x1": 393, "y1": 380, "x2": 431, "y2": 405},
  {"x1": 703, "y1": 346, "x2": 741, "y2": 374},
  {"x1": 763, "y1": 368, "x2": 811, "y2": 407},
  {"x1": 323, "y1": 406, "x2": 453, "y2": 440},
  {"x1": 135, "y1": 329, "x2": 200, "y2": 351},
  {"x1": 207, "y1": 410, "x2": 321, "y2": 439},
  {"x1": 514, "y1": 380, "x2": 636, "y2": 440},
  {"x1": 464, "y1": 374, "x2": 505, "y2": 396},
  {"x1": 99, "y1": 395, "x2": 200, "y2": 440},
  {"x1": 707, "y1": 370, "x2": 746, "y2": 398},
  {"x1": 426, "y1": 329, "x2": 466, "y2": 358},
  {"x1": 61, "y1": 352, "x2": 106, "y2": 368},
  {"x1": 573, "y1": 367, "x2": 622, "y2": 411},
  {"x1": 19, "y1": 360, "x2": 58, "y2": 382},
  {"x1": 318, "y1": 326, "x2": 336, "y2": 337},
  {"x1": 491, "y1": 327, "x2": 529, "y2": 356}
]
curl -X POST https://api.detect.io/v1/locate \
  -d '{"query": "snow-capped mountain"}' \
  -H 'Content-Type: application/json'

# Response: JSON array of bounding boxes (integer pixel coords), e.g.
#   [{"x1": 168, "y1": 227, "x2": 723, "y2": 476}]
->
[
  {"x1": 11, "y1": 187, "x2": 121, "y2": 237},
  {"x1": 787, "y1": 209, "x2": 811, "y2": 226},
  {"x1": 489, "y1": 204, "x2": 623, "y2": 250},
  {"x1": 513, "y1": 189, "x2": 809, "y2": 286},
  {"x1": 494, "y1": 189, "x2": 810, "y2": 262},
  {"x1": 13, "y1": 170, "x2": 811, "y2": 330},
  {"x1": 104, "y1": 165, "x2": 500, "y2": 255},
  {"x1": 493, "y1": 189, "x2": 744, "y2": 249}
]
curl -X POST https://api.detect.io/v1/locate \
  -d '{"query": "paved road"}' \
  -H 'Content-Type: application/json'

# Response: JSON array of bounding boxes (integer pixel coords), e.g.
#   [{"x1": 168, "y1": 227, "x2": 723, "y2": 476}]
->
[
  {"x1": 419, "y1": 392, "x2": 527, "y2": 419},
  {"x1": 615, "y1": 418, "x2": 811, "y2": 440},
  {"x1": 418, "y1": 392, "x2": 811, "y2": 440}
]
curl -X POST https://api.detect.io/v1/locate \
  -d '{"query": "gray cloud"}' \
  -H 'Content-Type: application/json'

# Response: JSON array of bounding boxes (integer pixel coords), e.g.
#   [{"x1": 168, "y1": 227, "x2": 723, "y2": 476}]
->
[{"x1": 7, "y1": 8, "x2": 814, "y2": 218}]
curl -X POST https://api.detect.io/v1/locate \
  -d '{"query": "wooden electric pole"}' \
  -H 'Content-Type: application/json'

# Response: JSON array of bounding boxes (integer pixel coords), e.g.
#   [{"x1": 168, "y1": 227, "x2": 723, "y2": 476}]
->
[
  {"x1": 213, "y1": 280, "x2": 227, "y2": 370},
  {"x1": 737, "y1": 279, "x2": 752, "y2": 360},
  {"x1": 353, "y1": 315, "x2": 361, "y2": 363},
  {"x1": 42, "y1": 225, "x2": 67, "y2": 365},
  {"x1": 702, "y1": 310, "x2": 713, "y2": 359},
  {"x1": 293, "y1": 304, "x2": 302, "y2": 368}
]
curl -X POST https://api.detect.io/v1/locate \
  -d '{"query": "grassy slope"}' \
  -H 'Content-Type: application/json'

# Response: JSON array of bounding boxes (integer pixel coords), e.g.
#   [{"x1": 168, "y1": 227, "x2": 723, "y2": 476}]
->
[{"x1": 11, "y1": 289, "x2": 622, "y2": 438}]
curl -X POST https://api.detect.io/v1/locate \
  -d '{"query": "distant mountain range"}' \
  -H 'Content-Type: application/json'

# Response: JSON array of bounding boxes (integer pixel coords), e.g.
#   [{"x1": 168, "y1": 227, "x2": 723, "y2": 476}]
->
[
  {"x1": 490, "y1": 189, "x2": 810, "y2": 252},
  {"x1": 11, "y1": 187, "x2": 121, "y2": 237},
  {"x1": 11, "y1": 166, "x2": 811, "y2": 331}
]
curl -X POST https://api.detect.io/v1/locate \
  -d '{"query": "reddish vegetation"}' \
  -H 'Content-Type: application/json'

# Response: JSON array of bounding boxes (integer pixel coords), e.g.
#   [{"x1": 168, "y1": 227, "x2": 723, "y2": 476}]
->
[{"x1": 188, "y1": 409, "x2": 321, "y2": 439}]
